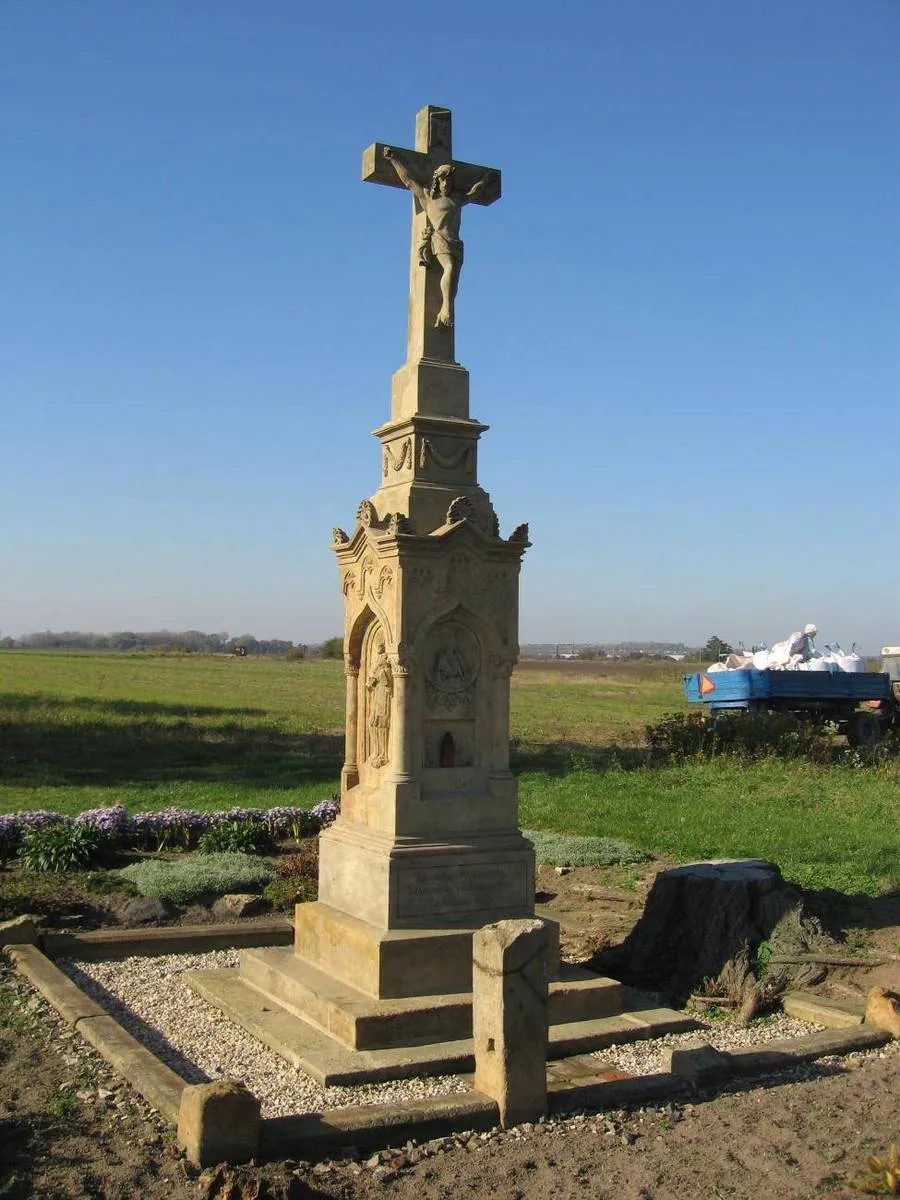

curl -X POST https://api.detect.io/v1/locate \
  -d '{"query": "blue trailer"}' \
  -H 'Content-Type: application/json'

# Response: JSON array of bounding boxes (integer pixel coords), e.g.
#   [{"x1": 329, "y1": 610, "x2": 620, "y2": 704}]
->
[{"x1": 683, "y1": 661, "x2": 896, "y2": 747}]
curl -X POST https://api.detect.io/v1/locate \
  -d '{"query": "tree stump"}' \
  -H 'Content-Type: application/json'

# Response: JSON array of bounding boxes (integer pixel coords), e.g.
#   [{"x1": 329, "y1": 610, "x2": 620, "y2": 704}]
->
[{"x1": 611, "y1": 859, "x2": 824, "y2": 1005}]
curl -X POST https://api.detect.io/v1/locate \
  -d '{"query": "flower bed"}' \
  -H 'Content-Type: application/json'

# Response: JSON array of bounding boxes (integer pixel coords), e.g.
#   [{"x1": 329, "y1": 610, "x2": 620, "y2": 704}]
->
[{"x1": 0, "y1": 798, "x2": 339, "y2": 860}]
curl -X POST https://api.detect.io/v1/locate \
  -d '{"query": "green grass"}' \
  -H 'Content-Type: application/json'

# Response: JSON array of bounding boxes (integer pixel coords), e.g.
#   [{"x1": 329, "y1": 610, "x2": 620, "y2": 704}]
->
[
  {"x1": 0, "y1": 650, "x2": 344, "y2": 814},
  {"x1": 1, "y1": 650, "x2": 897, "y2": 894},
  {"x1": 519, "y1": 758, "x2": 899, "y2": 894}
]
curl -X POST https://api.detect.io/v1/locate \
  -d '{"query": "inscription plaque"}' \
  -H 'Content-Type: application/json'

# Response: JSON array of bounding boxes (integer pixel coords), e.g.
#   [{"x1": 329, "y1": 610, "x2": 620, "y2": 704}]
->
[{"x1": 396, "y1": 861, "x2": 529, "y2": 918}]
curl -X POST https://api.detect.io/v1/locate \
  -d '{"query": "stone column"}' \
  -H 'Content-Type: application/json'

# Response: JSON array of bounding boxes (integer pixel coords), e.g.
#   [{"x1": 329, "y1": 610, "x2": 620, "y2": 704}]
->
[
  {"x1": 389, "y1": 664, "x2": 413, "y2": 779},
  {"x1": 472, "y1": 918, "x2": 550, "y2": 1127},
  {"x1": 342, "y1": 666, "x2": 359, "y2": 791},
  {"x1": 491, "y1": 660, "x2": 513, "y2": 770}
]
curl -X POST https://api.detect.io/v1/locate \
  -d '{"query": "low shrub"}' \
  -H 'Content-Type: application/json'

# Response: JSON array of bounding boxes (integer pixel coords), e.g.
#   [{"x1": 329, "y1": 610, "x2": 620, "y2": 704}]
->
[
  {"x1": 264, "y1": 875, "x2": 318, "y2": 910},
  {"x1": 18, "y1": 822, "x2": 109, "y2": 873},
  {"x1": 1, "y1": 811, "x2": 69, "y2": 862},
  {"x1": 118, "y1": 852, "x2": 275, "y2": 904},
  {"x1": 523, "y1": 829, "x2": 648, "y2": 868},
  {"x1": 274, "y1": 838, "x2": 319, "y2": 881},
  {"x1": 645, "y1": 710, "x2": 825, "y2": 762},
  {"x1": 0, "y1": 815, "x2": 17, "y2": 865},
  {"x1": 197, "y1": 820, "x2": 275, "y2": 856}
]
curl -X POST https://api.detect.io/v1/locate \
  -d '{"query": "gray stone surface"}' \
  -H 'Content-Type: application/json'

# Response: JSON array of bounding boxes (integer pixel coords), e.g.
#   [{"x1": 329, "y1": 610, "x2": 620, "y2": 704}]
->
[
  {"x1": 0, "y1": 913, "x2": 40, "y2": 946},
  {"x1": 121, "y1": 897, "x2": 170, "y2": 925},
  {"x1": 211, "y1": 893, "x2": 270, "y2": 920},
  {"x1": 660, "y1": 1040, "x2": 732, "y2": 1087},
  {"x1": 473, "y1": 919, "x2": 550, "y2": 1127}
]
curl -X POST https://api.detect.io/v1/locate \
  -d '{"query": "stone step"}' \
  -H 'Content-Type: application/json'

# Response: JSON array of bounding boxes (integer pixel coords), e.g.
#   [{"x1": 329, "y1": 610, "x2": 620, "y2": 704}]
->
[
  {"x1": 781, "y1": 990, "x2": 865, "y2": 1029},
  {"x1": 241, "y1": 949, "x2": 635, "y2": 1051},
  {"x1": 549, "y1": 967, "x2": 630, "y2": 1024},
  {"x1": 185, "y1": 968, "x2": 699, "y2": 1085},
  {"x1": 187, "y1": 969, "x2": 475, "y2": 1085},
  {"x1": 240, "y1": 948, "x2": 472, "y2": 1050},
  {"x1": 548, "y1": 1007, "x2": 699, "y2": 1057}
]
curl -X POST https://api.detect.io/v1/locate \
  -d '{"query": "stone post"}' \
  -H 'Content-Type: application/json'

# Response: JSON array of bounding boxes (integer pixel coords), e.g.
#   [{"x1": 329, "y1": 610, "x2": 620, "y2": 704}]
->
[
  {"x1": 472, "y1": 918, "x2": 550, "y2": 1127},
  {"x1": 177, "y1": 1079, "x2": 260, "y2": 1167}
]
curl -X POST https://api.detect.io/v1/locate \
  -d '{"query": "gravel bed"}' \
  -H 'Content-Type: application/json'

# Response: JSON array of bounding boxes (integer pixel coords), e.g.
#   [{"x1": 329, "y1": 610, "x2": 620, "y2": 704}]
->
[
  {"x1": 596, "y1": 1011, "x2": 826, "y2": 1076},
  {"x1": 60, "y1": 952, "x2": 845, "y2": 1120},
  {"x1": 62, "y1": 951, "x2": 469, "y2": 1118}
]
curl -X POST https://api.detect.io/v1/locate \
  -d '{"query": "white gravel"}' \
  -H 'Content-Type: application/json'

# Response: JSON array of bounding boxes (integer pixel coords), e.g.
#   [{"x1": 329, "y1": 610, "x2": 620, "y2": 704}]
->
[
  {"x1": 62, "y1": 951, "x2": 830, "y2": 1119},
  {"x1": 62, "y1": 951, "x2": 468, "y2": 1118},
  {"x1": 596, "y1": 1011, "x2": 826, "y2": 1076}
]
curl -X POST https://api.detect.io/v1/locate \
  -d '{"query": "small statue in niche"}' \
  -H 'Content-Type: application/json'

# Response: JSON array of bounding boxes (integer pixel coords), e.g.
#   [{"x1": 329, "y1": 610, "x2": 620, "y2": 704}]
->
[
  {"x1": 365, "y1": 635, "x2": 393, "y2": 767},
  {"x1": 439, "y1": 732, "x2": 456, "y2": 768}
]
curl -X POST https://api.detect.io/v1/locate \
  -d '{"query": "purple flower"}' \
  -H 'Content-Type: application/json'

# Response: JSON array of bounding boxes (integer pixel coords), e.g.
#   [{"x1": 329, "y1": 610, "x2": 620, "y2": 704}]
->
[
  {"x1": 127, "y1": 807, "x2": 210, "y2": 850},
  {"x1": 210, "y1": 807, "x2": 266, "y2": 826},
  {"x1": 309, "y1": 797, "x2": 340, "y2": 829},
  {"x1": 264, "y1": 806, "x2": 317, "y2": 838},
  {"x1": 14, "y1": 810, "x2": 69, "y2": 831},
  {"x1": 75, "y1": 805, "x2": 128, "y2": 838}
]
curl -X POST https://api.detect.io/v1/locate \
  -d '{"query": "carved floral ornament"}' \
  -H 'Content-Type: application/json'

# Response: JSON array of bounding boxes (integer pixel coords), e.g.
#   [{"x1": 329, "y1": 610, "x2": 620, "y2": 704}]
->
[
  {"x1": 356, "y1": 499, "x2": 377, "y2": 528},
  {"x1": 373, "y1": 564, "x2": 393, "y2": 599},
  {"x1": 352, "y1": 499, "x2": 412, "y2": 538},
  {"x1": 392, "y1": 641, "x2": 416, "y2": 676},
  {"x1": 446, "y1": 495, "x2": 477, "y2": 524}
]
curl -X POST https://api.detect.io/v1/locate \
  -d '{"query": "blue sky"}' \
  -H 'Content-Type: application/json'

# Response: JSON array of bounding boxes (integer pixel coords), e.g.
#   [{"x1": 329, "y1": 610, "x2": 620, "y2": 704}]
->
[{"x1": 3, "y1": 1, "x2": 898, "y2": 652}]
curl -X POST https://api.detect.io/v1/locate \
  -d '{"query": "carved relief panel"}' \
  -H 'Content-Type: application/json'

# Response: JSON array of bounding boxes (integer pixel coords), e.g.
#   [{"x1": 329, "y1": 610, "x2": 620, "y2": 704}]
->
[{"x1": 423, "y1": 619, "x2": 481, "y2": 769}]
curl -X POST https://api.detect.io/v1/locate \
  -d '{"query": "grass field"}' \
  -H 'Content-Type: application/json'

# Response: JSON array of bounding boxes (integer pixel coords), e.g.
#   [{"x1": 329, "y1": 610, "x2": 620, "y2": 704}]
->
[{"x1": 1, "y1": 650, "x2": 897, "y2": 894}]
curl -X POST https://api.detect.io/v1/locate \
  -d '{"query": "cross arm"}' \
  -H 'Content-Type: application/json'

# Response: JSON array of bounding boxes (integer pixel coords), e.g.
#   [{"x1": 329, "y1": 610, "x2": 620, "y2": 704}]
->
[
  {"x1": 362, "y1": 143, "x2": 501, "y2": 206},
  {"x1": 362, "y1": 143, "x2": 430, "y2": 191}
]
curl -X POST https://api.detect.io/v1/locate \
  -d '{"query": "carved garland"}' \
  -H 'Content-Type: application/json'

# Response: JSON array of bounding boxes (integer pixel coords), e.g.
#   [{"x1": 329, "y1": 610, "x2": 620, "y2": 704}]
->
[
  {"x1": 419, "y1": 439, "x2": 474, "y2": 474},
  {"x1": 383, "y1": 439, "x2": 412, "y2": 476}
]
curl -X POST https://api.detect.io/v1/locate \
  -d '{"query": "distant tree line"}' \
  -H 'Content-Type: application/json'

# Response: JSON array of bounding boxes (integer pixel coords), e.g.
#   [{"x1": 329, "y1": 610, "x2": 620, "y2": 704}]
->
[{"x1": 0, "y1": 629, "x2": 337, "y2": 658}]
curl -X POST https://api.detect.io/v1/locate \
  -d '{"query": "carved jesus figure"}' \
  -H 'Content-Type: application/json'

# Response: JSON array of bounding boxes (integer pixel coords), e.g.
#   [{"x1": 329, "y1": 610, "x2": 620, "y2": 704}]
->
[{"x1": 383, "y1": 147, "x2": 495, "y2": 329}]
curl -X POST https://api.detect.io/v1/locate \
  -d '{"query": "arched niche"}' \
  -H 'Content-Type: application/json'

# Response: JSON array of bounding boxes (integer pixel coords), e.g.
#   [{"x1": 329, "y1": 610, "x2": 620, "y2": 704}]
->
[
  {"x1": 415, "y1": 604, "x2": 498, "y2": 770},
  {"x1": 354, "y1": 614, "x2": 394, "y2": 783}
]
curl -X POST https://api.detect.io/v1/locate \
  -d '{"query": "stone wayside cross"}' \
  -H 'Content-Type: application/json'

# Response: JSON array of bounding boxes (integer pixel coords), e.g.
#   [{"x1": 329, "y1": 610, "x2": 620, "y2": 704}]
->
[{"x1": 362, "y1": 105, "x2": 501, "y2": 368}]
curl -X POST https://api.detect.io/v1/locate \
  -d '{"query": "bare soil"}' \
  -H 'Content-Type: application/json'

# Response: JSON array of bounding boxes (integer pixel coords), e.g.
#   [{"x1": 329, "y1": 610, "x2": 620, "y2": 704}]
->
[{"x1": 1, "y1": 862, "x2": 898, "y2": 1199}]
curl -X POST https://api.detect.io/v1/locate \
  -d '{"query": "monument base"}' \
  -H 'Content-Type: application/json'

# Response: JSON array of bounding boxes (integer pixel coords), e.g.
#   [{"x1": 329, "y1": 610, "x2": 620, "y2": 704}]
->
[{"x1": 293, "y1": 901, "x2": 552, "y2": 999}]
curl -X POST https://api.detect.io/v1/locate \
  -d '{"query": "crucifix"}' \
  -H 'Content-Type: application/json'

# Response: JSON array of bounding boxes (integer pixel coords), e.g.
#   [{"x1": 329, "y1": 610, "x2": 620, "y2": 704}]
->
[{"x1": 362, "y1": 105, "x2": 501, "y2": 366}]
